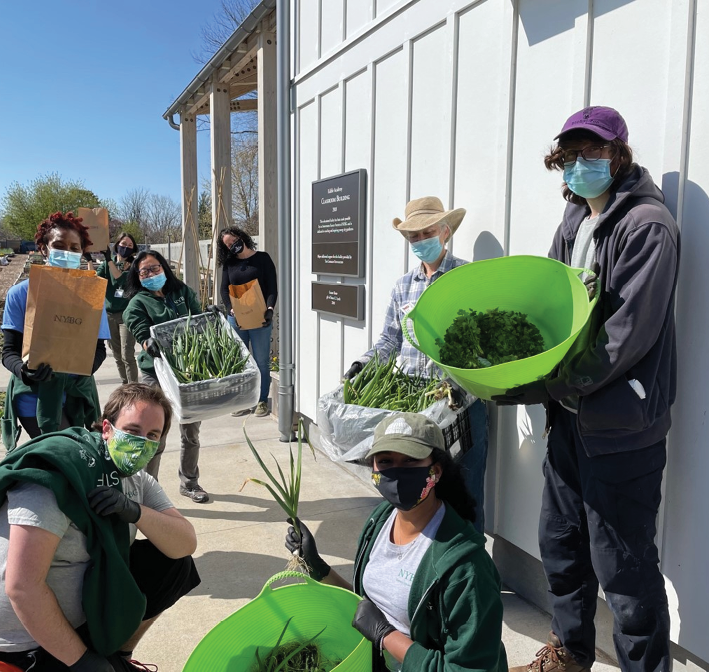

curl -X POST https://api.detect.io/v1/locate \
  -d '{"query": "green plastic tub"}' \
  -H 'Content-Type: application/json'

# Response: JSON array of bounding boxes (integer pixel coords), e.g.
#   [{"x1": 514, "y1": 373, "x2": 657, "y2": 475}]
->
[
  {"x1": 402, "y1": 255, "x2": 596, "y2": 400},
  {"x1": 182, "y1": 571, "x2": 371, "y2": 672}
]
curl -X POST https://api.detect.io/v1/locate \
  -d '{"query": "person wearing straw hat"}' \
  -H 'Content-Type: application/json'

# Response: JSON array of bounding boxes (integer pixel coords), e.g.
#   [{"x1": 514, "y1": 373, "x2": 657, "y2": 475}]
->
[
  {"x1": 343, "y1": 196, "x2": 488, "y2": 532},
  {"x1": 495, "y1": 107, "x2": 679, "y2": 672},
  {"x1": 285, "y1": 413, "x2": 506, "y2": 672}
]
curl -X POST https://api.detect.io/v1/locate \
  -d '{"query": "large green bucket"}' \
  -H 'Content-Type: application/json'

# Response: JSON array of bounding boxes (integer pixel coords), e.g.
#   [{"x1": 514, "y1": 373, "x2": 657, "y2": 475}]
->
[
  {"x1": 183, "y1": 571, "x2": 371, "y2": 672},
  {"x1": 402, "y1": 255, "x2": 596, "y2": 400}
]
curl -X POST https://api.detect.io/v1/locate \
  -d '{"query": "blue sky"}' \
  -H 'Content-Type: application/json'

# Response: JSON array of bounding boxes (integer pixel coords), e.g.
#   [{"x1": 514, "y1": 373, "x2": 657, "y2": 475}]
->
[{"x1": 0, "y1": 0, "x2": 224, "y2": 209}]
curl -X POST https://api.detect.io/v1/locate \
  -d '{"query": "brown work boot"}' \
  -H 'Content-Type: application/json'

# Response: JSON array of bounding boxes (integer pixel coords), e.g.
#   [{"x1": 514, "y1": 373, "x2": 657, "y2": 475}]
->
[{"x1": 509, "y1": 632, "x2": 591, "y2": 672}]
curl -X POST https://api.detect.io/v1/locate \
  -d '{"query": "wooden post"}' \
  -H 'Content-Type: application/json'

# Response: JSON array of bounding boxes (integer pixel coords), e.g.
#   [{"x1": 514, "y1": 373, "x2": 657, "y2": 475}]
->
[
  {"x1": 210, "y1": 80, "x2": 232, "y2": 306},
  {"x1": 180, "y1": 113, "x2": 199, "y2": 292},
  {"x1": 258, "y1": 30, "x2": 278, "y2": 358}
]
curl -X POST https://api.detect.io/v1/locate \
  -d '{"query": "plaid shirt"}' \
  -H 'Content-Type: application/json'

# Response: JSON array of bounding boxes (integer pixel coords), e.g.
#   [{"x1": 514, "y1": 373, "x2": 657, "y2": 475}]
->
[{"x1": 362, "y1": 251, "x2": 467, "y2": 378}]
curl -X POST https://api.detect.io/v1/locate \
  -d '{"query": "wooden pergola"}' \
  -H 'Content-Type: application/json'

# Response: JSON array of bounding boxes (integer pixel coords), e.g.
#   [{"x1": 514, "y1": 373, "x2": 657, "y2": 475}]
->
[{"x1": 163, "y1": 1, "x2": 277, "y2": 303}]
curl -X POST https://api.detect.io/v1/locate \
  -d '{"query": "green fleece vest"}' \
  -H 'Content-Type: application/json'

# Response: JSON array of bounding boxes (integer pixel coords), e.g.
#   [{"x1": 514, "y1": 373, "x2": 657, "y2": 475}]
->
[
  {"x1": 2, "y1": 373, "x2": 101, "y2": 452},
  {"x1": 353, "y1": 501, "x2": 507, "y2": 672},
  {"x1": 0, "y1": 428, "x2": 146, "y2": 655}
]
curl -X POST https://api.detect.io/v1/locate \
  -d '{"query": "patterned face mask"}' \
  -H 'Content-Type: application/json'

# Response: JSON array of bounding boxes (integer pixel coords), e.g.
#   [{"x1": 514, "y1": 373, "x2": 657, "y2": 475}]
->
[
  {"x1": 106, "y1": 424, "x2": 160, "y2": 476},
  {"x1": 371, "y1": 465, "x2": 438, "y2": 511}
]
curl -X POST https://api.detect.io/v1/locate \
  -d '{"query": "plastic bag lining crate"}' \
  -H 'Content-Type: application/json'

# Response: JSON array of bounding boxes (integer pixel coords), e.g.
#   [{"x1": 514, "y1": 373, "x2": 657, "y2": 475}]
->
[
  {"x1": 151, "y1": 312, "x2": 260, "y2": 423},
  {"x1": 442, "y1": 405, "x2": 473, "y2": 458}
]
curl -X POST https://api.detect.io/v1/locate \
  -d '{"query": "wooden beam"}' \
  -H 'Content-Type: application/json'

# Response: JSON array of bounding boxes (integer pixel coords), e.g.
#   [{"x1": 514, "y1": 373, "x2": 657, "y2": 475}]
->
[
  {"x1": 230, "y1": 81, "x2": 257, "y2": 98},
  {"x1": 258, "y1": 31, "x2": 277, "y2": 267},
  {"x1": 219, "y1": 44, "x2": 258, "y2": 84},
  {"x1": 230, "y1": 99, "x2": 258, "y2": 112},
  {"x1": 179, "y1": 113, "x2": 199, "y2": 292}
]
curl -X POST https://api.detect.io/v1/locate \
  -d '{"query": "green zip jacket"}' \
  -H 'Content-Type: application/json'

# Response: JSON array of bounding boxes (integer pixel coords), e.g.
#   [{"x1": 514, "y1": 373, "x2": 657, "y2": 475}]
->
[
  {"x1": 1, "y1": 373, "x2": 101, "y2": 452},
  {"x1": 123, "y1": 284, "x2": 201, "y2": 378},
  {"x1": 95, "y1": 257, "x2": 131, "y2": 313},
  {"x1": 0, "y1": 428, "x2": 146, "y2": 655},
  {"x1": 353, "y1": 502, "x2": 507, "y2": 672}
]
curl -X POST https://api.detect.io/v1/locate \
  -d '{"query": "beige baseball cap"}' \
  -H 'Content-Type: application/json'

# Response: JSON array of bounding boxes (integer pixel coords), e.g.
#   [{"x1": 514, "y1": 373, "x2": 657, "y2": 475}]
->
[{"x1": 366, "y1": 412, "x2": 445, "y2": 460}]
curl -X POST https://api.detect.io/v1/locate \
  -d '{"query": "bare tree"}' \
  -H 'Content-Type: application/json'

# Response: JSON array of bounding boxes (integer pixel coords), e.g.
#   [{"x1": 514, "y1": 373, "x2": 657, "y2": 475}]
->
[
  {"x1": 231, "y1": 136, "x2": 259, "y2": 235},
  {"x1": 145, "y1": 194, "x2": 182, "y2": 244},
  {"x1": 193, "y1": 0, "x2": 261, "y2": 64},
  {"x1": 117, "y1": 188, "x2": 150, "y2": 231}
]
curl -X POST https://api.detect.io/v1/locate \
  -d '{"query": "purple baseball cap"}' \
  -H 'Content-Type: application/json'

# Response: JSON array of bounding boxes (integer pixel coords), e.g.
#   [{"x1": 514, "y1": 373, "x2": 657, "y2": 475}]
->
[{"x1": 556, "y1": 106, "x2": 629, "y2": 143}]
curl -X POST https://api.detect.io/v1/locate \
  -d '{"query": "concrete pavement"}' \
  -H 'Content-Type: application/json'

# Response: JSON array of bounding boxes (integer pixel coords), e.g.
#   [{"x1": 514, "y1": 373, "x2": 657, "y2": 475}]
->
[{"x1": 1, "y1": 350, "x2": 619, "y2": 672}]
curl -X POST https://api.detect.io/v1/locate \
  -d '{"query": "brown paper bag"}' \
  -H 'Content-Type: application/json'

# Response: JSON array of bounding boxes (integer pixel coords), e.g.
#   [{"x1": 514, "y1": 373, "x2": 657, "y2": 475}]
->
[
  {"x1": 77, "y1": 207, "x2": 110, "y2": 252},
  {"x1": 22, "y1": 265, "x2": 108, "y2": 375},
  {"x1": 229, "y1": 279, "x2": 267, "y2": 330}
]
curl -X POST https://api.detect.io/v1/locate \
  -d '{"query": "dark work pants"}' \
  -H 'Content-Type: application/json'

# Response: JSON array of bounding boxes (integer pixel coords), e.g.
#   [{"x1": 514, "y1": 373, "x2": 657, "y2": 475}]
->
[{"x1": 540, "y1": 407, "x2": 670, "y2": 672}]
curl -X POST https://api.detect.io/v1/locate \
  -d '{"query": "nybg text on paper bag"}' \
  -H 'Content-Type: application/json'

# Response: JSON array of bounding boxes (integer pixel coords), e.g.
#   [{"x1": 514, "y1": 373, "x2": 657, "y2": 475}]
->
[
  {"x1": 77, "y1": 207, "x2": 110, "y2": 252},
  {"x1": 22, "y1": 265, "x2": 107, "y2": 375},
  {"x1": 229, "y1": 279, "x2": 267, "y2": 330}
]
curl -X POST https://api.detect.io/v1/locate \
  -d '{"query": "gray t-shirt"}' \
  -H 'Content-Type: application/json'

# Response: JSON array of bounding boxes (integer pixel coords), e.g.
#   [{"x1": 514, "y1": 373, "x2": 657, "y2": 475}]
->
[
  {"x1": 570, "y1": 214, "x2": 600, "y2": 279},
  {"x1": 0, "y1": 471, "x2": 174, "y2": 652},
  {"x1": 362, "y1": 504, "x2": 446, "y2": 671}
]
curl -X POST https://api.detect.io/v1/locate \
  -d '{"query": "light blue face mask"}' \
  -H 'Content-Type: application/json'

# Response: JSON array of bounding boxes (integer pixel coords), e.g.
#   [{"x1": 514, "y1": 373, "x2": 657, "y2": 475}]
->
[
  {"x1": 410, "y1": 236, "x2": 443, "y2": 263},
  {"x1": 140, "y1": 273, "x2": 166, "y2": 292},
  {"x1": 563, "y1": 158, "x2": 614, "y2": 199},
  {"x1": 47, "y1": 249, "x2": 83, "y2": 269}
]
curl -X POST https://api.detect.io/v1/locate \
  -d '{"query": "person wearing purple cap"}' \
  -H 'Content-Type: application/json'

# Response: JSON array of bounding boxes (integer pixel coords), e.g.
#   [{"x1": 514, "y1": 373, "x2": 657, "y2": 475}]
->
[{"x1": 495, "y1": 107, "x2": 679, "y2": 672}]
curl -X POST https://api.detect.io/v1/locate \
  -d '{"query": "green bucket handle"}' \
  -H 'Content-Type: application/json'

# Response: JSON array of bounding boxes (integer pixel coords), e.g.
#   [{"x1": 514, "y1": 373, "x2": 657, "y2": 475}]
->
[
  {"x1": 264, "y1": 570, "x2": 319, "y2": 590},
  {"x1": 401, "y1": 307, "x2": 423, "y2": 353},
  {"x1": 570, "y1": 266, "x2": 600, "y2": 311}
]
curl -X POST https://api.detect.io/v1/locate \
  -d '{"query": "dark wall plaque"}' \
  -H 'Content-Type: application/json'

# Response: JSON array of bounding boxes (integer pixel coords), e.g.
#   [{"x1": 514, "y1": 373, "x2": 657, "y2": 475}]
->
[
  {"x1": 312, "y1": 169, "x2": 366, "y2": 277},
  {"x1": 312, "y1": 282, "x2": 364, "y2": 321}
]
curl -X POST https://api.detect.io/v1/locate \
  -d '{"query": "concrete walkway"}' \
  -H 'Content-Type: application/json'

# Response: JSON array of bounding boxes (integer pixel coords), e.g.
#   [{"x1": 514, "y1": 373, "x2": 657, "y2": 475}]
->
[{"x1": 1, "y1": 352, "x2": 620, "y2": 672}]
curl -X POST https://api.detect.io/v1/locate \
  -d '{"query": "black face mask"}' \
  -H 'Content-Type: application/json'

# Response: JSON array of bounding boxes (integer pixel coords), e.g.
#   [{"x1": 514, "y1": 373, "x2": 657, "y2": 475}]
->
[
  {"x1": 371, "y1": 465, "x2": 437, "y2": 511},
  {"x1": 117, "y1": 245, "x2": 133, "y2": 258},
  {"x1": 230, "y1": 239, "x2": 244, "y2": 255}
]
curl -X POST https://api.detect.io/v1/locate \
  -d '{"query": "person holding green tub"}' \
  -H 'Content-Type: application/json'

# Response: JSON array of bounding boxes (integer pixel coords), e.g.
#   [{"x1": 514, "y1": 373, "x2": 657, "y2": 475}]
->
[{"x1": 285, "y1": 413, "x2": 506, "y2": 672}]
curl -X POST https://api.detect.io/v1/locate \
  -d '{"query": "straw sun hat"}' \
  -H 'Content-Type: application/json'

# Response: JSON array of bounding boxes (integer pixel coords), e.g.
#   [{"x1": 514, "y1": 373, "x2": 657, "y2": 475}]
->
[{"x1": 392, "y1": 196, "x2": 466, "y2": 236}]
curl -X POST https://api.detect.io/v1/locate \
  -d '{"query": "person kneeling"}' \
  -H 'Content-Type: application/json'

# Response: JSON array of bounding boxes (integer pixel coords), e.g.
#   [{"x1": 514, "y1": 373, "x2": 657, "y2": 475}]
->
[
  {"x1": 286, "y1": 413, "x2": 507, "y2": 672},
  {"x1": 0, "y1": 383, "x2": 200, "y2": 671}
]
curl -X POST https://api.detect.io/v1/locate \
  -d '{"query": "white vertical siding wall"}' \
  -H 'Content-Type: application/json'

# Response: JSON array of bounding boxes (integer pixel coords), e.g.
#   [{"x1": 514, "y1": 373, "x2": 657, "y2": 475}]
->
[{"x1": 292, "y1": 0, "x2": 709, "y2": 661}]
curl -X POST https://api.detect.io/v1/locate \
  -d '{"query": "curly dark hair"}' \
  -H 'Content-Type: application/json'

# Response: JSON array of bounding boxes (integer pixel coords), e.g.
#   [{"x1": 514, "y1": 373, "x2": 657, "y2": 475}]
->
[
  {"x1": 34, "y1": 211, "x2": 92, "y2": 250},
  {"x1": 544, "y1": 129, "x2": 635, "y2": 206},
  {"x1": 368, "y1": 447, "x2": 477, "y2": 524},
  {"x1": 124, "y1": 250, "x2": 184, "y2": 299},
  {"x1": 216, "y1": 226, "x2": 256, "y2": 267}
]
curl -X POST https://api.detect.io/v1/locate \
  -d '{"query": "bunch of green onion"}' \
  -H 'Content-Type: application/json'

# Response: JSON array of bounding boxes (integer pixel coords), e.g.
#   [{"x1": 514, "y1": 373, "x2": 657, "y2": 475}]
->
[
  {"x1": 163, "y1": 314, "x2": 249, "y2": 384},
  {"x1": 342, "y1": 353, "x2": 442, "y2": 412}
]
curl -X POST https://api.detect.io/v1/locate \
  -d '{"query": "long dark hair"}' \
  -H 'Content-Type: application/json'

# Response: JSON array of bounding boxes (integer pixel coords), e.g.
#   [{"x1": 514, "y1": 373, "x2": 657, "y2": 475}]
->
[
  {"x1": 114, "y1": 231, "x2": 138, "y2": 258},
  {"x1": 544, "y1": 129, "x2": 635, "y2": 206},
  {"x1": 368, "y1": 448, "x2": 477, "y2": 524},
  {"x1": 124, "y1": 250, "x2": 184, "y2": 299},
  {"x1": 216, "y1": 226, "x2": 256, "y2": 267}
]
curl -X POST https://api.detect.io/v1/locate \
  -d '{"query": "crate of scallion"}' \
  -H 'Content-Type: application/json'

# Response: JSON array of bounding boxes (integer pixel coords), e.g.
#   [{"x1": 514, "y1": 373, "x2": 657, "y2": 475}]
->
[
  {"x1": 316, "y1": 353, "x2": 475, "y2": 462},
  {"x1": 151, "y1": 311, "x2": 260, "y2": 423}
]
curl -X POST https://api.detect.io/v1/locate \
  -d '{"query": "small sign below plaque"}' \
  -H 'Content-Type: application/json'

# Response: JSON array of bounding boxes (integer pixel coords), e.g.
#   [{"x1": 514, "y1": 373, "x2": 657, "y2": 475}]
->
[
  {"x1": 312, "y1": 282, "x2": 364, "y2": 321},
  {"x1": 312, "y1": 169, "x2": 366, "y2": 277}
]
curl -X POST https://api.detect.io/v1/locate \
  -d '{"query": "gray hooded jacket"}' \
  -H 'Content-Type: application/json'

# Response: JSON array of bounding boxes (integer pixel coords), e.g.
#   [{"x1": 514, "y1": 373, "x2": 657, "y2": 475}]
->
[{"x1": 545, "y1": 165, "x2": 680, "y2": 456}]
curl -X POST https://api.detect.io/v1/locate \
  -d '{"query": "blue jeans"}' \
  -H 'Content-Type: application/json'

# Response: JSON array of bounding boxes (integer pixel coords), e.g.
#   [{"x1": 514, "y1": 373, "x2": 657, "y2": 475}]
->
[
  {"x1": 459, "y1": 399, "x2": 489, "y2": 534},
  {"x1": 228, "y1": 316, "x2": 272, "y2": 403}
]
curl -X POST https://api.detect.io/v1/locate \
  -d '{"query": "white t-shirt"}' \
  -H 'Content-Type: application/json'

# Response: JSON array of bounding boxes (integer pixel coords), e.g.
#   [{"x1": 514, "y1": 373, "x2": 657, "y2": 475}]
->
[
  {"x1": 362, "y1": 504, "x2": 446, "y2": 671},
  {"x1": 0, "y1": 471, "x2": 174, "y2": 652}
]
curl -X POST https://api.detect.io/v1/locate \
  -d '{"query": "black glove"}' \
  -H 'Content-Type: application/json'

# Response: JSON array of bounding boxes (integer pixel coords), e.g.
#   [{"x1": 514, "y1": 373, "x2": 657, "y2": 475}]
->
[
  {"x1": 207, "y1": 304, "x2": 222, "y2": 315},
  {"x1": 492, "y1": 379, "x2": 549, "y2": 406},
  {"x1": 584, "y1": 272, "x2": 598, "y2": 300},
  {"x1": 144, "y1": 338, "x2": 161, "y2": 359},
  {"x1": 82, "y1": 252, "x2": 93, "y2": 263},
  {"x1": 343, "y1": 361, "x2": 363, "y2": 381},
  {"x1": 352, "y1": 599, "x2": 397, "y2": 650},
  {"x1": 88, "y1": 486, "x2": 141, "y2": 523},
  {"x1": 21, "y1": 362, "x2": 53, "y2": 384},
  {"x1": 69, "y1": 649, "x2": 114, "y2": 672},
  {"x1": 263, "y1": 308, "x2": 273, "y2": 327},
  {"x1": 103, "y1": 248, "x2": 113, "y2": 261},
  {"x1": 285, "y1": 518, "x2": 330, "y2": 581}
]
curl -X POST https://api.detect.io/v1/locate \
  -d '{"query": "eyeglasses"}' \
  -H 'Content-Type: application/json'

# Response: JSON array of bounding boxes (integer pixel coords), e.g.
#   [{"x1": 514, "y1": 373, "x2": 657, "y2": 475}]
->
[
  {"x1": 138, "y1": 264, "x2": 163, "y2": 279},
  {"x1": 562, "y1": 145, "x2": 611, "y2": 164}
]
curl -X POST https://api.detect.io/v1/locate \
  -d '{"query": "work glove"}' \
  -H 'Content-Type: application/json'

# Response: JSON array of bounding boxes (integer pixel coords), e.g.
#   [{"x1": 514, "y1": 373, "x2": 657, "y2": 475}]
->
[
  {"x1": 263, "y1": 308, "x2": 273, "y2": 327},
  {"x1": 103, "y1": 248, "x2": 113, "y2": 261},
  {"x1": 206, "y1": 304, "x2": 222, "y2": 316},
  {"x1": 343, "y1": 361, "x2": 363, "y2": 381},
  {"x1": 69, "y1": 649, "x2": 114, "y2": 672},
  {"x1": 352, "y1": 599, "x2": 397, "y2": 651},
  {"x1": 88, "y1": 486, "x2": 141, "y2": 524},
  {"x1": 21, "y1": 362, "x2": 53, "y2": 384},
  {"x1": 584, "y1": 272, "x2": 598, "y2": 300},
  {"x1": 492, "y1": 379, "x2": 549, "y2": 407},
  {"x1": 82, "y1": 252, "x2": 93, "y2": 263},
  {"x1": 285, "y1": 517, "x2": 330, "y2": 581},
  {"x1": 144, "y1": 338, "x2": 161, "y2": 359}
]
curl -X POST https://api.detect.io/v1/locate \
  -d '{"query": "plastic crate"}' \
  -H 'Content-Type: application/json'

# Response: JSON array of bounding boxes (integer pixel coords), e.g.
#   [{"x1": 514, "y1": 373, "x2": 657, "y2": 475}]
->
[
  {"x1": 442, "y1": 405, "x2": 473, "y2": 459},
  {"x1": 151, "y1": 312, "x2": 260, "y2": 423}
]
